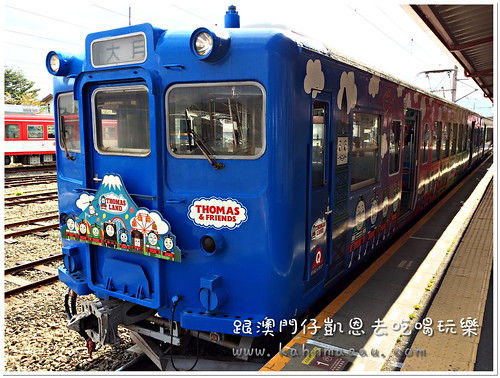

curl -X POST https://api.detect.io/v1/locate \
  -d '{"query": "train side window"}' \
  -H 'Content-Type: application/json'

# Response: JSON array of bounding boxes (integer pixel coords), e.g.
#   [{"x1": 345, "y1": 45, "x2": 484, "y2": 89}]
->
[
  {"x1": 47, "y1": 125, "x2": 55, "y2": 139},
  {"x1": 351, "y1": 112, "x2": 379, "y2": 190},
  {"x1": 93, "y1": 86, "x2": 150, "y2": 156},
  {"x1": 389, "y1": 120, "x2": 401, "y2": 175},
  {"x1": 432, "y1": 121, "x2": 442, "y2": 162},
  {"x1": 167, "y1": 82, "x2": 265, "y2": 159},
  {"x1": 442, "y1": 123, "x2": 450, "y2": 158},
  {"x1": 457, "y1": 124, "x2": 464, "y2": 153},
  {"x1": 450, "y1": 123, "x2": 458, "y2": 155},
  {"x1": 5, "y1": 124, "x2": 20, "y2": 139},
  {"x1": 422, "y1": 123, "x2": 430, "y2": 165},
  {"x1": 58, "y1": 92, "x2": 81, "y2": 153},
  {"x1": 312, "y1": 102, "x2": 326, "y2": 188},
  {"x1": 27, "y1": 125, "x2": 44, "y2": 139}
]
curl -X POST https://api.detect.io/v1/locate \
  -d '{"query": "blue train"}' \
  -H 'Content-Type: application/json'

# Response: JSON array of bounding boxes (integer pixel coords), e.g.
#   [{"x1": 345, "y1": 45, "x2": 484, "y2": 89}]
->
[{"x1": 47, "y1": 5, "x2": 491, "y2": 364}]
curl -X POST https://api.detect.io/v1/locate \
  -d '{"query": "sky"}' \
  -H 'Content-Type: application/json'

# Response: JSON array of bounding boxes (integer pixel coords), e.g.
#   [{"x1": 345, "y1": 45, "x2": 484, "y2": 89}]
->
[{"x1": 3, "y1": 0, "x2": 495, "y2": 117}]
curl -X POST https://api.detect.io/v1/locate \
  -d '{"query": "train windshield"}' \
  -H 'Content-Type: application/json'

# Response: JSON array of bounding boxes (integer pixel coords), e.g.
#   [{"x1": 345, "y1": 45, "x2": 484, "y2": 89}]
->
[
  {"x1": 93, "y1": 85, "x2": 150, "y2": 156},
  {"x1": 167, "y1": 83, "x2": 265, "y2": 159}
]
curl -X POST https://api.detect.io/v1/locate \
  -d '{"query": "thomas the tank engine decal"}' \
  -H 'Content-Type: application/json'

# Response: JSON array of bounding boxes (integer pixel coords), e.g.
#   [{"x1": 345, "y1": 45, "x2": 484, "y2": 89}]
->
[{"x1": 61, "y1": 174, "x2": 181, "y2": 262}]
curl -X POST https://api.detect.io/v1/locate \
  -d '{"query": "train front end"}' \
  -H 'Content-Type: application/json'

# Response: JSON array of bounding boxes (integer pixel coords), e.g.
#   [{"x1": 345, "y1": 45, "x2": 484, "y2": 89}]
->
[{"x1": 48, "y1": 8, "x2": 300, "y2": 360}]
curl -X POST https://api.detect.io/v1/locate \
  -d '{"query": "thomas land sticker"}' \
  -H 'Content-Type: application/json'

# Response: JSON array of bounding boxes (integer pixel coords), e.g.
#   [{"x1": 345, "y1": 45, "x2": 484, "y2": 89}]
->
[{"x1": 188, "y1": 197, "x2": 248, "y2": 230}]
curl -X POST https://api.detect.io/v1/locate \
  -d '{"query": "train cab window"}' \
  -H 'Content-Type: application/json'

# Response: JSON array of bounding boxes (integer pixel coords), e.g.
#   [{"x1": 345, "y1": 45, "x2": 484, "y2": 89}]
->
[
  {"x1": 58, "y1": 92, "x2": 81, "y2": 152},
  {"x1": 432, "y1": 121, "x2": 442, "y2": 162},
  {"x1": 422, "y1": 123, "x2": 430, "y2": 165},
  {"x1": 167, "y1": 82, "x2": 265, "y2": 159},
  {"x1": 28, "y1": 125, "x2": 44, "y2": 139},
  {"x1": 93, "y1": 86, "x2": 150, "y2": 156},
  {"x1": 351, "y1": 112, "x2": 379, "y2": 190},
  {"x1": 47, "y1": 125, "x2": 55, "y2": 139},
  {"x1": 389, "y1": 120, "x2": 401, "y2": 175},
  {"x1": 5, "y1": 124, "x2": 20, "y2": 139}
]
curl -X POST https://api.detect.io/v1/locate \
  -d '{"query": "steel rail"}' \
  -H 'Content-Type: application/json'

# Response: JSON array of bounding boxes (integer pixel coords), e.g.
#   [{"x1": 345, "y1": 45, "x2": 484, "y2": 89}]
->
[
  {"x1": 4, "y1": 223, "x2": 59, "y2": 238},
  {"x1": 4, "y1": 254, "x2": 63, "y2": 297}
]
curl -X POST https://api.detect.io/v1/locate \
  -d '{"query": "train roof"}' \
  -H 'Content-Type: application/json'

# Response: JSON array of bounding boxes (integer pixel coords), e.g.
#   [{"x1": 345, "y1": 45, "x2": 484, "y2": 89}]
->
[{"x1": 282, "y1": 28, "x2": 489, "y2": 119}]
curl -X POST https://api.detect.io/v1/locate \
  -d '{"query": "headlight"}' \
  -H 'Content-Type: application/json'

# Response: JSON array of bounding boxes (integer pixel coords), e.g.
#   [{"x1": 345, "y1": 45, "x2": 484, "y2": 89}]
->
[
  {"x1": 195, "y1": 32, "x2": 214, "y2": 56},
  {"x1": 49, "y1": 54, "x2": 60, "y2": 73},
  {"x1": 190, "y1": 28, "x2": 230, "y2": 62},
  {"x1": 46, "y1": 51, "x2": 71, "y2": 76}
]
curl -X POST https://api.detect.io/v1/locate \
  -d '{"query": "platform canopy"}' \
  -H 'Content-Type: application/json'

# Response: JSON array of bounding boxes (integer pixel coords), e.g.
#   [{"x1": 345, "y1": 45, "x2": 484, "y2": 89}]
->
[{"x1": 406, "y1": 5, "x2": 493, "y2": 103}]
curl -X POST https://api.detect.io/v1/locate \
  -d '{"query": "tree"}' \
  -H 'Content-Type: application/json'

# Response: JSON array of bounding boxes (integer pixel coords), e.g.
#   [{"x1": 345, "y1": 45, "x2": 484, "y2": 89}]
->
[{"x1": 4, "y1": 66, "x2": 41, "y2": 105}]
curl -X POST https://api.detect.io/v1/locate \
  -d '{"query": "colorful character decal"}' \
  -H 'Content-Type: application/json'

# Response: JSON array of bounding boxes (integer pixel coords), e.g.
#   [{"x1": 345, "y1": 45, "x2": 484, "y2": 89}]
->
[
  {"x1": 145, "y1": 230, "x2": 161, "y2": 255},
  {"x1": 65, "y1": 216, "x2": 78, "y2": 238},
  {"x1": 311, "y1": 217, "x2": 327, "y2": 241},
  {"x1": 392, "y1": 186, "x2": 400, "y2": 216},
  {"x1": 89, "y1": 224, "x2": 103, "y2": 243},
  {"x1": 118, "y1": 228, "x2": 129, "y2": 250},
  {"x1": 103, "y1": 221, "x2": 117, "y2": 248},
  {"x1": 163, "y1": 236, "x2": 174, "y2": 251},
  {"x1": 61, "y1": 174, "x2": 181, "y2": 262},
  {"x1": 349, "y1": 197, "x2": 367, "y2": 267},
  {"x1": 131, "y1": 230, "x2": 144, "y2": 251},
  {"x1": 78, "y1": 220, "x2": 90, "y2": 240}
]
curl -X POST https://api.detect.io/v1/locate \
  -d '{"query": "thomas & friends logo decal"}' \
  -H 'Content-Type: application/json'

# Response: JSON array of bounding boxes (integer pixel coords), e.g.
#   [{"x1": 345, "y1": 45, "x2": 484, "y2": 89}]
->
[
  {"x1": 62, "y1": 174, "x2": 181, "y2": 262},
  {"x1": 188, "y1": 197, "x2": 248, "y2": 230}
]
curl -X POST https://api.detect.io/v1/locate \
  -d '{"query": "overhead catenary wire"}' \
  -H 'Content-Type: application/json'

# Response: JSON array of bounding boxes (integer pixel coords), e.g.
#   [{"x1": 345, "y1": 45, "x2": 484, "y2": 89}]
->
[
  {"x1": 5, "y1": 5, "x2": 92, "y2": 30},
  {"x1": 4, "y1": 29, "x2": 81, "y2": 47},
  {"x1": 346, "y1": 4, "x2": 430, "y2": 67}
]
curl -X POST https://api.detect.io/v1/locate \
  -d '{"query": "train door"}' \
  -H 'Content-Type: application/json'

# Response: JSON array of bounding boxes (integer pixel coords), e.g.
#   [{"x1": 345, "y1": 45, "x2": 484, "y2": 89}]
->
[
  {"x1": 86, "y1": 84, "x2": 160, "y2": 255},
  {"x1": 401, "y1": 109, "x2": 420, "y2": 215},
  {"x1": 305, "y1": 99, "x2": 332, "y2": 287}
]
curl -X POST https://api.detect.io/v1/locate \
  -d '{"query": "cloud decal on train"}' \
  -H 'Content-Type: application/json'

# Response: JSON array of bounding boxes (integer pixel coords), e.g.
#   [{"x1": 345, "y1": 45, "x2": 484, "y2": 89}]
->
[
  {"x1": 303, "y1": 59, "x2": 325, "y2": 99},
  {"x1": 397, "y1": 85, "x2": 404, "y2": 97},
  {"x1": 337, "y1": 71, "x2": 357, "y2": 114},
  {"x1": 76, "y1": 193, "x2": 95, "y2": 211},
  {"x1": 368, "y1": 75, "x2": 380, "y2": 98}
]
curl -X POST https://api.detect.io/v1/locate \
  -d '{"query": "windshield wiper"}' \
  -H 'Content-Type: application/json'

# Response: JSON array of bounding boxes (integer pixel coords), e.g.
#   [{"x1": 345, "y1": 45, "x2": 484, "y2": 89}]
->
[
  {"x1": 60, "y1": 127, "x2": 75, "y2": 161},
  {"x1": 185, "y1": 110, "x2": 224, "y2": 170}
]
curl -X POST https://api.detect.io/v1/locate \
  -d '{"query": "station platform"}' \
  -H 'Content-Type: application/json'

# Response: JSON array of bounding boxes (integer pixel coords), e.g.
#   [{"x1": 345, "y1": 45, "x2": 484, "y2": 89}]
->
[{"x1": 261, "y1": 157, "x2": 494, "y2": 373}]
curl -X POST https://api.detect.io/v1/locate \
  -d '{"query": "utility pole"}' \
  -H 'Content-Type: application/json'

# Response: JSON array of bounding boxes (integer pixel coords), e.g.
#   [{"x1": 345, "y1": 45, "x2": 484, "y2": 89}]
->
[
  {"x1": 451, "y1": 65, "x2": 457, "y2": 103},
  {"x1": 417, "y1": 66, "x2": 459, "y2": 103}
]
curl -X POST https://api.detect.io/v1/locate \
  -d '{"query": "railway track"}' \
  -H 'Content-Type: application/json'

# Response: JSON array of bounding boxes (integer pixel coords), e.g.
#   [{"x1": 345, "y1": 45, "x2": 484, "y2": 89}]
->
[
  {"x1": 5, "y1": 164, "x2": 56, "y2": 174},
  {"x1": 4, "y1": 254, "x2": 62, "y2": 297},
  {"x1": 5, "y1": 190, "x2": 58, "y2": 207},
  {"x1": 4, "y1": 174, "x2": 57, "y2": 188},
  {"x1": 4, "y1": 214, "x2": 59, "y2": 238}
]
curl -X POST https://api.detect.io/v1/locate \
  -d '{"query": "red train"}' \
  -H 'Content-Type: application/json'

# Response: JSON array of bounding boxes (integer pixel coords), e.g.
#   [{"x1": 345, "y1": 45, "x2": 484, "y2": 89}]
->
[{"x1": 4, "y1": 113, "x2": 56, "y2": 165}]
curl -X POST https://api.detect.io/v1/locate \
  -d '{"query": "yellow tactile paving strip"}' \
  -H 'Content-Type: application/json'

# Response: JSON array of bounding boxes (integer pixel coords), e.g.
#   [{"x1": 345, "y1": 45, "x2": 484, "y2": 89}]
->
[{"x1": 401, "y1": 181, "x2": 493, "y2": 371}]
